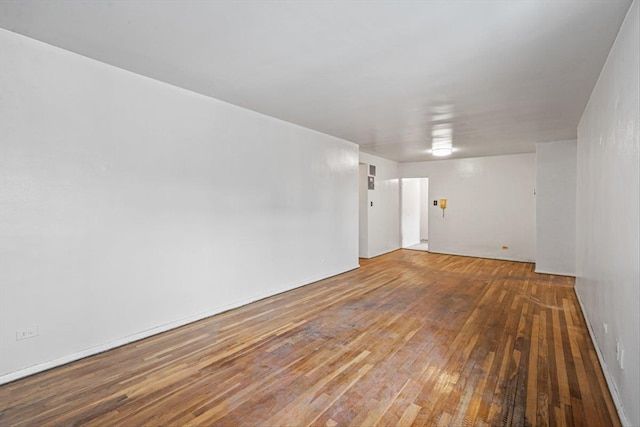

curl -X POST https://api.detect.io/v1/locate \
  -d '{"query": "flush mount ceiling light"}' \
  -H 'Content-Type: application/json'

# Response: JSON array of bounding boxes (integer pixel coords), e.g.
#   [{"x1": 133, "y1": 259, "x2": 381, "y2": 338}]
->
[
  {"x1": 431, "y1": 145, "x2": 453, "y2": 156},
  {"x1": 429, "y1": 109, "x2": 455, "y2": 157},
  {"x1": 431, "y1": 134, "x2": 453, "y2": 157}
]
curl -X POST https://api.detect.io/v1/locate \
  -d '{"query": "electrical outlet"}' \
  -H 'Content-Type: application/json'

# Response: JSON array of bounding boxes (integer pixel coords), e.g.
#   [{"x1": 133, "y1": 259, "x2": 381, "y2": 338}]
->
[
  {"x1": 16, "y1": 326, "x2": 39, "y2": 341},
  {"x1": 603, "y1": 322, "x2": 608, "y2": 334}
]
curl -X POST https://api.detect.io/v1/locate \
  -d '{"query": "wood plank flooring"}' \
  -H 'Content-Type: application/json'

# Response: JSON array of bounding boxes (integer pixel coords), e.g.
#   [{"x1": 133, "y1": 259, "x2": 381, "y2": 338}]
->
[{"x1": 0, "y1": 250, "x2": 620, "y2": 426}]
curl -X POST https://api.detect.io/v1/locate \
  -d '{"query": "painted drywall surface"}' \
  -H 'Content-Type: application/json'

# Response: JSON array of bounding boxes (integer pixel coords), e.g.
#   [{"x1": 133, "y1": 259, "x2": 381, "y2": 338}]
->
[
  {"x1": 401, "y1": 178, "x2": 421, "y2": 247},
  {"x1": 359, "y1": 152, "x2": 400, "y2": 258},
  {"x1": 535, "y1": 140, "x2": 577, "y2": 276},
  {"x1": 358, "y1": 164, "x2": 368, "y2": 258},
  {"x1": 576, "y1": 2, "x2": 639, "y2": 425},
  {"x1": 401, "y1": 154, "x2": 536, "y2": 262},
  {"x1": 0, "y1": 29, "x2": 359, "y2": 379}
]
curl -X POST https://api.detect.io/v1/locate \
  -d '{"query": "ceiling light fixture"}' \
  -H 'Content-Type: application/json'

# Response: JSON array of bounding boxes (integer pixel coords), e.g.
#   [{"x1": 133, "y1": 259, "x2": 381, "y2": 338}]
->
[
  {"x1": 431, "y1": 135, "x2": 453, "y2": 157},
  {"x1": 430, "y1": 109, "x2": 455, "y2": 157},
  {"x1": 432, "y1": 146, "x2": 453, "y2": 156}
]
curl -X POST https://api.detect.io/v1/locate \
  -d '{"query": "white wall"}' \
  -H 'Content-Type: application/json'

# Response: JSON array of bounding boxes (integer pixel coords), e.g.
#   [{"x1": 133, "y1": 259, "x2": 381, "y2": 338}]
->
[
  {"x1": 359, "y1": 152, "x2": 400, "y2": 258},
  {"x1": 0, "y1": 29, "x2": 359, "y2": 382},
  {"x1": 419, "y1": 178, "x2": 429, "y2": 241},
  {"x1": 535, "y1": 140, "x2": 577, "y2": 276},
  {"x1": 358, "y1": 164, "x2": 368, "y2": 258},
  {"x1": 402, "y1": 154, "x2": 536, "y2": 262},
  {"x1": 576, "y1": 2, "x2": 639, "y2": 425},
  {"x1": 401, "y1": 178, "x2": 421, "y2": 247}
]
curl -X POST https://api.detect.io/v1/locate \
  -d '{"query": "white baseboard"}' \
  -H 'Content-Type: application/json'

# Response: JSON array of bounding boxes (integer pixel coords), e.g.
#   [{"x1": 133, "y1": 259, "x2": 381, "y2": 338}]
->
[
  {"x1": 426, "y1": 248, "x2": 533, "y2": 263},
  {"x1": 534, "y1": 266, "x2": 576, "y2": 277},
  {"x1": 0, "y1": 308, "x2": 226, "y2": 385},
  {"x1": 362, "y1": 246, "x2": 401, "y2": 259},
  {"x1": 0, "y1": 263, "x2": 360, "y2": 386},
  {"x1": 574, "y1": 290, "x2": 631, "y2": 426}
]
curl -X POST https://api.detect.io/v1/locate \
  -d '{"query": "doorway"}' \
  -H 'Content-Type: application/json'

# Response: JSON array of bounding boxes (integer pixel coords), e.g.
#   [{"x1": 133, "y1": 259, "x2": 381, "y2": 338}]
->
[{"x1": 401, "y1": 177, "x2": 429, "y2": 251}]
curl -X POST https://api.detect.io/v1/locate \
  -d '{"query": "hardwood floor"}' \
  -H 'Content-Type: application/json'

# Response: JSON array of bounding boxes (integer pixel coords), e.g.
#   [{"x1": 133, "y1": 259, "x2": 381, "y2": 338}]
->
[{"x1": 0, "y1": 250, "x2": 619, "y2": 426}]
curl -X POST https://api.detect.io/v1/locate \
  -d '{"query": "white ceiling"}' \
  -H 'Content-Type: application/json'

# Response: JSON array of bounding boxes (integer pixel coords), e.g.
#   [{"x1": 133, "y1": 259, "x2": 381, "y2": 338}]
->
[{"x1": 0, "y1": 0, "x2": 632, "y2": 162}]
